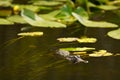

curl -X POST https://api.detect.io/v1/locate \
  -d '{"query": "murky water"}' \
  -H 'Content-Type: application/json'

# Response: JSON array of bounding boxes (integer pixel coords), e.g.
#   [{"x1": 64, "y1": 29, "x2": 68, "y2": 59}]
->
[{"x1": 0, "y1": 25, "x2": 120, "y2": 80}]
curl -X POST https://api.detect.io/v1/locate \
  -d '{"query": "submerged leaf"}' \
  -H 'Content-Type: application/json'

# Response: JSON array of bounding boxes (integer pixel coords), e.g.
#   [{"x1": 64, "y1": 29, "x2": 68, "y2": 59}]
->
[
  {"x1": 21, "y1": 26, "x2": 33, "y2": 31},
  {"x1": 21, "y1": 8, "x2": 66, "y2": 28},
  {"x1": 60, "y1": 47, "x2": 95, "y2": 51},
  {"x1": 57, "y1": 37, "x2": 78, "y2": 42},
  {"x1": 89, "y1": 50, "x2": 113, "y2": 57},
  {"x1": 17, "y1": 32, "x2": 43, "y2": 37},
  {"x1": 0, "y1": 18, "x2": 13, "y2": 25},
  {"x1": 72, "y1": 12, "x2": 118, "y2": 28},
  {"x1": 107, "y1": 28, "x2": 120, "y2": 39}
]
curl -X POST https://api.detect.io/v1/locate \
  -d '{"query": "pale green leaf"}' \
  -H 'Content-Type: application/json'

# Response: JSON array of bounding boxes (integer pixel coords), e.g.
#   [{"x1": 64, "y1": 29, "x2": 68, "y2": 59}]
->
[
  {"x1": 60, "y1": 47, "x2": 95, "y2": 51},
  {"x1": 97, "y1": 5, "x2": 119, "y2": 10},
  {"x1": 7, "y1": 15, "x2": 27, "y2": 24},
  {"x1": 72, "y1": 12, "x2": 118, "y2": 28},
  {"x1": 21, "y1": 8, "x2": 66, "y2": 28},
  {"x1": 0, "y1": 0, "x2": 11, "y2": 7},
  {"x1": 39, "y1": 10, "x2": 60, "y2": 20},
  {"x1": 12, "y1": 4, "x2": 40, "y2": 12},
  {"x1": 107, "y1": 28, "x2": 120, "y2": 39},
  {"x1": 33, "y1": 1, "x2": 63, "y2": 6},
  {"x1": 0, "y1": 18, "x2": 13, "y2": 25},
  {"x1": 17, "y1": 32, "x2": 43, "y2": 37}
]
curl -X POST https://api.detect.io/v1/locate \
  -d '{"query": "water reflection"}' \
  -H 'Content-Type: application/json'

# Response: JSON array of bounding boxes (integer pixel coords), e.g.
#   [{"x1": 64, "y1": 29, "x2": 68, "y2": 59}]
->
[{"x1": 0, "y1": 25, "x2": 119, "y2": 80}]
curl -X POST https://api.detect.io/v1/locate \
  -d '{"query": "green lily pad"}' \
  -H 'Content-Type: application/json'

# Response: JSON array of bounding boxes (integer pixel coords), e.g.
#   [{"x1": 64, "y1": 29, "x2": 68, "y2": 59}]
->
[
  {"x1": 21, "y1": 8, "x2": 66, "y2": 28},
  {"x1": 107, "y1": 28, "x2": 120, "y2": 39},
  {"x1": 0, "y1": 18, "x2": 13, "y2": 25},
  {"x1": 7, "y1": 15, "x2": 27, "y2": 24},
  {"x1": 72, "y1": 12, "x2": 118, "y2": 28},
  {"x1": 17, "y1": 31, "x2": 43, "y2": 37},
  {"x1": 60, "y1": 47, "x2": 95, "y2": 51}
]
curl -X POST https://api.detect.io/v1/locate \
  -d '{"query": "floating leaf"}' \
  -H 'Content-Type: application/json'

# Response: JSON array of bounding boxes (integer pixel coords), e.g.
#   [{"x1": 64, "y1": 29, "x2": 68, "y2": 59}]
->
[
  {"x1": 97, "y1": 5, "x2": 119, "y2": 10},
  {"x1": 0, "y1": 0, "x2": 11, "y2": 7},
  {"x1": 17, "y1": 32, "x2": 43, "y2": 37},
  {"x1": 7, "y1": 15, "x2": 27, "y2": 24},
  {"x1": 57, "y1": 37, "x2": 97, "y2": 43},
  {"x1": 33, "y1": 1, "x2": 63, "y2": 6},
  {"x1": 72, "y1": 12, "x2": 118, "y2": 28},
  {"x1": 77, "y1": 37, "x2": 97, "y2": 43},
  {"x1": 60, "y1": 47, "x2": 95, "y2": 51},
  {"x1": 21, "y1": 8, "x2": 66, "y2": 28},
  {"x1": 57, "y1": 37, "x2": 78, "y2": 42},
  {"x1": 0, "y1": 18, "x2": 13, "y2": 25},
  {"x1": 107, "y1": 28, "x2": 120, "y2": 39},
  {"x1": 89, "y1": 50, "x2": 113, "y2": 57},
  {"x1": 39, "y1": 10, "x2": 60, "y2": 20},
  {"x1": 72, "y1": 52, "x2": 87, "y2": 55},
  {"x1": 12, "y1": 4, "x2": 40, "y2": 12}
]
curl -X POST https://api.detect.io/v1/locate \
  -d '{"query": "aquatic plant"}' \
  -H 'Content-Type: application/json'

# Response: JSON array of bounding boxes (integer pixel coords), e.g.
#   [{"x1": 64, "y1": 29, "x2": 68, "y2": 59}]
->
[{"x1": 0, "y1": 0, "x2": 120, "y2": 63}]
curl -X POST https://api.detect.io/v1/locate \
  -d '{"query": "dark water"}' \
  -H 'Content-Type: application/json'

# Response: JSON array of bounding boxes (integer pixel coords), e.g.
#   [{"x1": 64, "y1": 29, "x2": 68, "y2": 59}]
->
[{"x1": 0, "y1": 25, "x2": 120, "y2": 80}]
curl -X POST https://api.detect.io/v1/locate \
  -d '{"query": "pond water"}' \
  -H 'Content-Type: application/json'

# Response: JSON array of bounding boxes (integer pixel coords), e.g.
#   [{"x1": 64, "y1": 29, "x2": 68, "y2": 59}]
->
[{"x1": 0, "y1": 25, "x2": 120, "y2": 80}]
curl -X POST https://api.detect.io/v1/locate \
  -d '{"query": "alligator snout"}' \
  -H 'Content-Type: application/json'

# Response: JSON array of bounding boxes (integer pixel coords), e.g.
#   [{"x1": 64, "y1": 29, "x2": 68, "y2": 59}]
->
[{"x1": 56, "y1": 49, "x2": 88, "y2": 64}]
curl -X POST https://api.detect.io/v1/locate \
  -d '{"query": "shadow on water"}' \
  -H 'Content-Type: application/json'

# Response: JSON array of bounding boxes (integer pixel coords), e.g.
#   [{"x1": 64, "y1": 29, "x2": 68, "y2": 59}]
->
[{"x1": 0, "y1": 24, "x2": 120, "y2": 80}]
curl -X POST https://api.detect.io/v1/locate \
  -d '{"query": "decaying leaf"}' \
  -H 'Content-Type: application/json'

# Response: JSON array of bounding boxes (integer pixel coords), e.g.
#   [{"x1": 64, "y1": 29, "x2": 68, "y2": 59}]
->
[
  {"x1": 89, "y1": 50, "x2": 113, "y2": 57},
  {"x1": 17, "y1": 32, "x2": 43, "y2": 37},
  {"x1": 57, "y1": 37, "x2": 78, "y2": 42}
]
